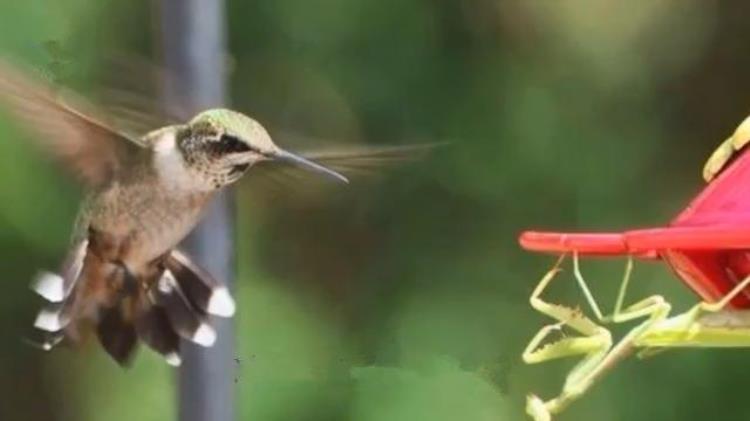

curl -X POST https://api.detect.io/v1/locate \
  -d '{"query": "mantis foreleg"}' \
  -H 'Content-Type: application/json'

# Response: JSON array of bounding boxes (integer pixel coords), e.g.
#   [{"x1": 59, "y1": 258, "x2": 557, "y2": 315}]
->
[{"x1": 522, "y1": 255, "x2": 613, "y2": 421}]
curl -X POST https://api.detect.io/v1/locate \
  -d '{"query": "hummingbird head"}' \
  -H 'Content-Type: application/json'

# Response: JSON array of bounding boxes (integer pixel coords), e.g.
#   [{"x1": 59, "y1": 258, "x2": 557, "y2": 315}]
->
[{"x1": 176, "y1": 109, "x2": 348, "y2": 190}]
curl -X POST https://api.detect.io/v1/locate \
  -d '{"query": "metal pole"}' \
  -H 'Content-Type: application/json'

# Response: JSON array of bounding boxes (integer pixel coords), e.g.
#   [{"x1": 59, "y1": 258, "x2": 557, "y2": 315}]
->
[{"x1": 158, "y1": 1, "x2": 234, "y2": 421}]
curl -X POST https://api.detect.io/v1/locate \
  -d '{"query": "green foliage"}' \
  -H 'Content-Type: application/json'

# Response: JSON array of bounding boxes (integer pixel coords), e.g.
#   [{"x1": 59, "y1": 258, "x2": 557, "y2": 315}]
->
[{"x1": 352, "y1": 357, "x2": 509, "y2": 421}]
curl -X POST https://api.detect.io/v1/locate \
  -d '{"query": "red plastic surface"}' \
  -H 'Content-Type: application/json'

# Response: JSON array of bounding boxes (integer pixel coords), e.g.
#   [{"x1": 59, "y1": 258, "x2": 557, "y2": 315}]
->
[
  {"x1": 519, "y1": 232, "x2": 628, "y2": 255},
  {"x1": 519, "y1": 145, "x2": 750, "y2": 308}
]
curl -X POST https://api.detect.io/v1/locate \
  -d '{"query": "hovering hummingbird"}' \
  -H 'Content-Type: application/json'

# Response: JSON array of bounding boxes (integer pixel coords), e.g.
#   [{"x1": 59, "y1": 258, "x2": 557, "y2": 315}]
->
[{"x1": 0, "y1": 57, "x2": 426, "y2": 366}]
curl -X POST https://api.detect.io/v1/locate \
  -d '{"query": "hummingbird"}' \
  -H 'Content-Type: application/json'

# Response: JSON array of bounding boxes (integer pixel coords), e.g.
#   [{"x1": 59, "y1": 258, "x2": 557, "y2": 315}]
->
[{"x1": 0, "y1": 57, "x2": 425, "y2": 366}]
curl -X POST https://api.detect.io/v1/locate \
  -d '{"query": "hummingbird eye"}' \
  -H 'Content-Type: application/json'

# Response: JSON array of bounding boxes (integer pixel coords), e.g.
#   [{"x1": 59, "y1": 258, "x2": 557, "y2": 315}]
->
[{"x1": 218, "y1": 134, "x2": 252, "y2": 154}]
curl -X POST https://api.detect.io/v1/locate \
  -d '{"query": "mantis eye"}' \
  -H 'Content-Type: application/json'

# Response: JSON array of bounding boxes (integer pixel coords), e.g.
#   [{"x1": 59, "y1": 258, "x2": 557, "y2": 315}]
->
[{"x1": 218, "y1": 134, "x2": 252, "y2": 154}]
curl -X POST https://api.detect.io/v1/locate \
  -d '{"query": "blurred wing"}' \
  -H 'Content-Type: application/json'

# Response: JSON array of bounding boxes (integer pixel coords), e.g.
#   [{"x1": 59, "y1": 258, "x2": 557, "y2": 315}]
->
[
  {"x1": 300, "y1": 144, "x2": 439, "y2": 177},
  {"x1": 0, "y1": 58, "x2": 144, "y2": 187},
  {"x1": 93, "y1": 54, "x2": 186, "y2": 137},
  {"x1": 250, "y1": 143, "x2": 439, "y2": 188},
  {"x1": 241, "y1": 143, "x2": 438, "y2": 205}
]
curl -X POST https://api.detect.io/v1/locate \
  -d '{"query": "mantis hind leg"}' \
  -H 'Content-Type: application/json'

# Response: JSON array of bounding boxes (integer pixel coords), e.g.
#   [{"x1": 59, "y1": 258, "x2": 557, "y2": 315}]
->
[
  {"x1": 699, "y1": 274, "x2": 750, "y2": 312},
  {"x1": 637, "y1": 274, "x2": 750, "y2": 352}
]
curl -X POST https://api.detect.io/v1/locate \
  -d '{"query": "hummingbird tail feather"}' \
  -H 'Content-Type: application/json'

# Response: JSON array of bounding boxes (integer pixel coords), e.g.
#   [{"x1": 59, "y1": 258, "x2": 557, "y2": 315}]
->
[
  {"x1": 134, "y1": 303, "x2": 181, "y2": 366},
  {"x1": 31, "y1": 271, "x2": 66, "y2": 303},
  {"x1": 153, "y1": 269, "x2": 217, "y2": 347},
  {"x1": 30, "y1": 247, "x2": 233, "y2": 366},
  {"x1": 29, "y1": 240, "x2": 88, "y2": 349},
  {"x1": 30, "y1": 240, "x2": 88, "y2": 303},
  {"x1": 96, "y1": 303, "x2": 138, "y2": 365},
  {"x1": 94, "y1": 276, "x2": 184, "y2": 367},
  {"x1": 33, "y1": 302, "x2": 67, "y2": 332},
  {"x1": 165, "y1": 250, "x2": 236, "y2": 317},
  {"x1": 133, "y1": 249, "x2": 236, "y2": 364}
]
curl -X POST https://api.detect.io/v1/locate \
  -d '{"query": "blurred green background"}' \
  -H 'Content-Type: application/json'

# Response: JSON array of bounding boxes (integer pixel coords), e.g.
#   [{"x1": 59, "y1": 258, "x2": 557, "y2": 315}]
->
[{"x1": 1, "y1": 0, "x2": 750, "y2": 420}]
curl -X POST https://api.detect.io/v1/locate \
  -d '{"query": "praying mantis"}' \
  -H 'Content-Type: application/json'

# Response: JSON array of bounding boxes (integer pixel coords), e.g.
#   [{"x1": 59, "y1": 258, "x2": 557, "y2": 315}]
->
[{"x1": 520, "y1": 114, "x2": 750, "y2": 421}]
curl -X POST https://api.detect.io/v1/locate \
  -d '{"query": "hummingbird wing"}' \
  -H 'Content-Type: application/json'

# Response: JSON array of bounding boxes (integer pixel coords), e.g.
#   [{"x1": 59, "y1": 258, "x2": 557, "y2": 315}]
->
[
  {"x1": 93, "y1": 54, "x2": 185, "y2": 137},
  {"x1": 299, "y1": 144, "x2": 439, "y2": 176},
  {"x1": 250, "y1": 143, "x2": 439, "y2": 187},
  {"x1": 0, "y1": 58, "x2": 145, "y2": 187},
  {"x1": 243, "y1": 143, "x2": 439, "y2": 203}
]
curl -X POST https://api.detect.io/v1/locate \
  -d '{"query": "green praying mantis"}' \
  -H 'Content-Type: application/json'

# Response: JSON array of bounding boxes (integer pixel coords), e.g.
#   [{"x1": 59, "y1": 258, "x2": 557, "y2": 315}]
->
[
  {"x1": 522, "y1": 253, "x2": 750, "y2": 421},
  {"x1": 520, "y1": 114, "x2": 750, "y2": 420}
]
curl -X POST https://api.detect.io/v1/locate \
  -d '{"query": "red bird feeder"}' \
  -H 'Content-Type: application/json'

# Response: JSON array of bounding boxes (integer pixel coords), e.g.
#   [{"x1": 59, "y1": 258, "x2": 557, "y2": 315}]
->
[{"x1": 520, "y1": 136, "x2": 750, "y2": 308}]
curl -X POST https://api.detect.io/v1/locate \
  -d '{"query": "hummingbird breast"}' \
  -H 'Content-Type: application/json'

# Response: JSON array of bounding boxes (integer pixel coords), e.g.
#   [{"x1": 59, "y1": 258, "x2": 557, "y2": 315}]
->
[{"x1": 81, "y1": 175, "x2": 213, "y2": 271}]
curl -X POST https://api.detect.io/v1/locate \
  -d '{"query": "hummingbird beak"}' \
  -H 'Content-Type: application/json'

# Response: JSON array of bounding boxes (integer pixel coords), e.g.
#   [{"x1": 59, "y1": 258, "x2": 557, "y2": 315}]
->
[{"x1": 271, "y1": 149, "x2": 349, "y2": 183}]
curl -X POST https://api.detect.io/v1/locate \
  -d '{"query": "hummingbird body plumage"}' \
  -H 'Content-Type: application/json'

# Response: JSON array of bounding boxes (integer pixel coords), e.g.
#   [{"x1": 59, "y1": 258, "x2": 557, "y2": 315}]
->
[{"x1": 81, "y1": 128, "x2": 213, "y2": 269}]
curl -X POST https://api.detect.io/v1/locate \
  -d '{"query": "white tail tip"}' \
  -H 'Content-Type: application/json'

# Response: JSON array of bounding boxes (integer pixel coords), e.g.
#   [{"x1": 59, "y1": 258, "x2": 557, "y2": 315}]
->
[
  {"x1": 34, "y1": 308, "x2": 64, "y2": 332},
  {"x1": 192, "y1": 323, "x2": 216, "y2": 347},
  {"x1": 207, "y1": 287, "x2": 236, "y2": 317},
  {"x1": 31, "y1": 271, "x2": 65, "y2": 303},
  {"x1": 165, "y1": 352, "x2": 182, "y2": 366},
  {"x1": 158, "y1": 270, "x2": 176, "y2": 293}
]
